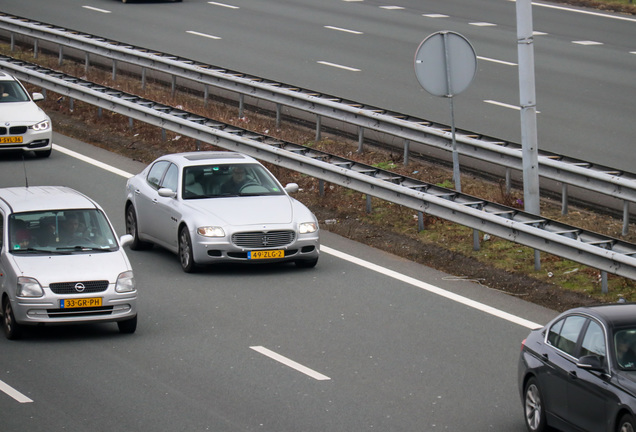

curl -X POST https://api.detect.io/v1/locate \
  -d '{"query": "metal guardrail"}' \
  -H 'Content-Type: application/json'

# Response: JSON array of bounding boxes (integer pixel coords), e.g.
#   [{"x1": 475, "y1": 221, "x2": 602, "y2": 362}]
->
[
  {"x1": 1, "y1": 12, "x2": 636, "y2": 225},
  {"x1": 2, "y1": 56, "x2": 636, "y2": 280}
]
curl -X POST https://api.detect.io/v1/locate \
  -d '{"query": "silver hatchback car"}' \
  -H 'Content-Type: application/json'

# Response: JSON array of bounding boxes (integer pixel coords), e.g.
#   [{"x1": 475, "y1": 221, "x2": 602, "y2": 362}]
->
[
  {"x1": 0, "y1": 186, "x2": 137, "y2": 339},
  {"x1": 125, "y1": 151, "x2": 320, "y2": 272}
]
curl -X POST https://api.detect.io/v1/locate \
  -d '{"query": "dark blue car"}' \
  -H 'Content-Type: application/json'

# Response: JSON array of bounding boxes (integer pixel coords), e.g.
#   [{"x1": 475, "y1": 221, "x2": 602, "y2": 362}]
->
[{"x1": 518, "y1": 303, "x2": 636, "y2": 432}]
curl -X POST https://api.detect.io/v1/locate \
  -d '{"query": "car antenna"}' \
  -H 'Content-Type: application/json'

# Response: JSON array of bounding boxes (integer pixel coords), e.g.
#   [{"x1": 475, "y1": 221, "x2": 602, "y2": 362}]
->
[{"x1": 21, "y1": 151, "x2": 29, "y2": 188}]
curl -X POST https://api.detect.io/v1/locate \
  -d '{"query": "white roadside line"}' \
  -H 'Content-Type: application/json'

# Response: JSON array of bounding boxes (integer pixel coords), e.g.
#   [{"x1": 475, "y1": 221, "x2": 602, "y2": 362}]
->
[
  {"x1": 0, "y1": 379, "x2": 33, "y2": 403},
  {"x1": 82, "y1": 6, "x2": 111, "y2": 14},
  {"x1": 321, "y1": 245, "x2": 542, "y2": 329},
  {"x1": 317, "y1": 61, "x2": 360, "y2": 72},
  {"x1": 53, "y1": 144, "x2": 134, "y2": 178},
  {"x1": 250, "y1": 346, "x2": 331, "y2": 380},
  {"x1": 186, "y1": 31, "x2": 222, "y2": 40},
  {"x1": 324, "y1": 25, "x2": 363, "y2": 35},
  {"x1": 477, "y1": 56, "x2": 517, "y2": 66},
  {"x1": 207, "y1": 1, "x2": 240, "y2": 9},
  {"x1": 56, "y1": 143, "x2": 542, "y2": 331}
]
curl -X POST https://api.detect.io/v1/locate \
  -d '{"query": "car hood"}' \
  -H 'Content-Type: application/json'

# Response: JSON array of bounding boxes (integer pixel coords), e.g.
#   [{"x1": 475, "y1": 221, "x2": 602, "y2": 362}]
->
[
  {"x1": 186, "y1": 195, "x2": 295, "y2": 226},
  {"x1": 0, "y1": 102, "x2": 48, "y2": 122},
  {"x1": 9, "y1": 251, "x2": 130, "y2": 286}
]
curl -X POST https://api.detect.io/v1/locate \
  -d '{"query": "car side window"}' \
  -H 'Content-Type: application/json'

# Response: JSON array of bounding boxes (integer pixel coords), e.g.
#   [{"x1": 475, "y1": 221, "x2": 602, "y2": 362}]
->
[
  {"x1": 549, "y1": 315, "x2": 586, "y2": 357},
  {"x1": 580, "y1": 320, "x2": 606, "y2": 361},
  {"x1": 161, "y1": 163, "x2": 179, "y2": 192},
  {"x1": 147, "y1": 161, "x2": 170, "y2": 190},
  {"x1": 0, "y1": 212, "x2": 4, "y2": 249}
]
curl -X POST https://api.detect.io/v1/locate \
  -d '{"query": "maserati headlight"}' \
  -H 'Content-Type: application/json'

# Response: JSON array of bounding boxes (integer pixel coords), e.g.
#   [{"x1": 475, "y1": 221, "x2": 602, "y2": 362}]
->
[
  {"x1": 299, "y1": 222, "x2": 318, "y2": 234},
  {"x1": 115, "y1": 271, "x2": 136, "y2": 293},
  {"x1": 16, "y1": 277, "x2": 44, "y2": 297},
  {"x1": 197, "y1": 226, "x2": 225, "y2": 237},
  {"x1": 30, "y1": 119, "x2": 50, "y2": 131}
]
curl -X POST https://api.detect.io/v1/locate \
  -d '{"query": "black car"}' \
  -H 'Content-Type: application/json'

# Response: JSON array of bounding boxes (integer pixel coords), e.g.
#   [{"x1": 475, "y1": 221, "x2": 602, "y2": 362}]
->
[{"x1": 518, "y1": 303, "x2": 636, "y2": 432}]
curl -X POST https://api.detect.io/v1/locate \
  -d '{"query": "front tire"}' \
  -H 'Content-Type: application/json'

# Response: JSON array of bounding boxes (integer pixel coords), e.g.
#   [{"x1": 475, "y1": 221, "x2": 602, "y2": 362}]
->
[
  {"x1": 126, "y1": 204, "x2": 152, "y2": 250},
  {"x1": 618, "y1": 414, "x2": 635, "y2": 432},
  {"x1": 524, "y1": 378, "x2": 548, "y2": 432},
  {"x1": 2, "y1": 297, "x2": 22, "y2": 340},
  {"x1": 118, "y1": 316, "x2": 137, "y2": 334},
  {"x1": 179, "y1": 227, "x2": 196, "y2": 273},
  {"x1": 296, "y1": 258, "x2": 318, "y2": 268},
  {"x1": 34, "y1": 148, "x2": 52, "y2": 158}
]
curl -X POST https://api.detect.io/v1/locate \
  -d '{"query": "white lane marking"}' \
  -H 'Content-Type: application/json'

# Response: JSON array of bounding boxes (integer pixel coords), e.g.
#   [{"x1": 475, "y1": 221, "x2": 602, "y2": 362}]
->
[
  {"x1": 422, "y1": 14, "x2": 449, "y2": 18},
  {"x1": 82, "y1": 6, "x2": 111, "y2": 14},
  {"x1": 317, "y1": 61, "x2": 361, "y2": 72},
  {"x1": 484, "y1": 100, "x2": 521, "y2": 111},
  {"x1": 324, "y1": 25, "x2": 363, "y2": 35},
  {"x1": 57, "y1": 144, "x2": 541, "y2": 330},
  {"x1": 470, "y1": 22, "x2": 497, "y2": 27},
  {"x1": 572, "y1": 40, "x2": 603, "y2": 46},
  {"x1": 321, "y1": 245, "x2": 542, "y2": 329},
  {"x1": 250, "y1": 346, "x2": 331, "y2": 380},
  {"x1": 186, "y1": 31, "x2": 222, "y2": 40},
  {"x1": 478, "y1": 56, "x2": 517, "y2": 66},
  {"x1": 0, "y1": 379, "x2": 33, "y2": 403},
  {"x1": 379, "y1": 6, "x2": 404, "y2": 10},
  {"x1": 208, "y1": 1, "x2": 239, "y2": 8},
  {"x1": 53, "y1": 144, "x2": 134, "y2": 178}
]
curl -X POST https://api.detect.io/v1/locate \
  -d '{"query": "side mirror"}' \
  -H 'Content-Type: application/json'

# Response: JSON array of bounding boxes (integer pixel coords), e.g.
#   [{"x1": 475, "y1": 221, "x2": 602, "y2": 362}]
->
[
  {"x1": 120, "y1": 234, "x2": 134, "y2": 247},
  {"x1": 284, "y1": 183, "x2": 299, "y2": 193},
  {"x1": 577, "y1": 355, "x2": 605, "y2": 372},
  {"x1": 32, "y1": 92, "x2": 44, "y2": 102},
  {"x1": 158, "y1": 187, "x2": 177, "y2": 198}
]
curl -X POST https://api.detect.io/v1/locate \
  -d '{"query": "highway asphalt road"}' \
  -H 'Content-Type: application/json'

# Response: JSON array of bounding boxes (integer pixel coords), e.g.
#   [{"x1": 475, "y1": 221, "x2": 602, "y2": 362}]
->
[
  {"x1": 0, "y1": 0, "x2": 634, "y2": 171},
  {"x1": 0, "y1": 135, "x2": 558, "y2": 430}
]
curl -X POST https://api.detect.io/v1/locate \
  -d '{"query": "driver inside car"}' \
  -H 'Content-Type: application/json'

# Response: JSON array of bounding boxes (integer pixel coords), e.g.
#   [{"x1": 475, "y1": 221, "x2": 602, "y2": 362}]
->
[{"x1": 220, "y1": 166, "x2": 248, "y2": 195}]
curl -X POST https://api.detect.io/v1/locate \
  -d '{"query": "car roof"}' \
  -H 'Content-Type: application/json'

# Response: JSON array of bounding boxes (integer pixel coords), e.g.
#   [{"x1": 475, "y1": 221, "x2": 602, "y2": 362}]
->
[
  {"x1": 160, "y1": 151, "x2": 255, "y2": 166},
  {"x1": 0, "y1": 186, "x2": 99, "y2": 213},
  {"x1": 0, "y1": 71, "x2": 17, "y2": 83},
  {"x1": 566, "y1": 303, "x2": 636, "y2": 329}
]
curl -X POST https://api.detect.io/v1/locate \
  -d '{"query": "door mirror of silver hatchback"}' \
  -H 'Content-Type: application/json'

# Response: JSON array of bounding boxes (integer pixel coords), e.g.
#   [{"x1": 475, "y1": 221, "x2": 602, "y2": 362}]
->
[{"x1": 120, "y1": 234, "x2": 134, "y2": 247}]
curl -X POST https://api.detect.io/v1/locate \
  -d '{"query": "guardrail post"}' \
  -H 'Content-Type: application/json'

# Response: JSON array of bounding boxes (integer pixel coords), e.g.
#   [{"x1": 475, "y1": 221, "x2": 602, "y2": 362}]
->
[
  {"x1": 319, "y1": 179, "x2": 325, "y2": 196},
  {"x1": 69, "y1": 97, "x2": 74, "y2": 112},
  {"x1": 315, "y1": 115, "x2": 322, "y2": 142},
  {"x1": 141, "y1": 67, "x2": 146, "y2": 90},
  {"x1": 171, "y1": 75, "x2": 176, "y2": 97},
  {"x1": 534, "y1": 249, "x2": 541, "y2": 270},
  {"x1": 161, "y1": 128, "x2": 167, "y2": 142},
  {"x1": 505, "y1": 168, "x2": 511, "y2": 194},
  {"x1": 623, "y1": 201, "x2": 630, "y2": 236},
  {"x1": 357, "y1": 126, "x2": 364, "y2": 153},
  {"x1": 112, "y1": 59, "x2": 117, "y2": 80},
  {"x1": 418, "y1": 212, "x2": 424, "y2": 231},
  {"x1": 97, "y1": 107, "x2": 102, "y2": 118},
  {"x1": 473, "y1": 229, "x2": 480, "y2": 251},
  {"x1": 204, "y1": 84, "x2": 209, "y2": 108},
  {"x1": 10, "y1": 33, "x2": 14, "y2": 51},
  {"x1": 58, "y1": 46, "x2": 63, "y2": 66},
  {"x1": 276, "y1": 103, "x2": 281, "y2": 129},
  {"x1": 239, "y1": 94, "x2": 245, "y2": 119},
  {"x1": 84, "y1": 53, "x2": 90, "y2": 75},
  {"x1": 366, "y1": 194, "x2": 372, "y2": 213},
  {"x1": 33, "y1": 39, "x2": 38, "y2": 59},
  {"x1": 403, "y1": 140, "x2": 410, "y2": 166},
  {"x1": 562, "y1": 183, "x2": 569, "y2": 215},
  {"x1": 601, "y1": 270, "x2": 608, "y2": 293},
  {"x1": 129, "y1": 117, "x2": 133, "y2": 130}
]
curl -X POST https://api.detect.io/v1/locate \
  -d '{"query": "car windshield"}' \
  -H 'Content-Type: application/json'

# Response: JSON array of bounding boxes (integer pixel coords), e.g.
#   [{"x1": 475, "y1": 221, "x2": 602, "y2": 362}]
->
[
  {"x1": 182, "y1": 163, "x2": 286, "y2": 199},
  {"x1": 9, "y1": 209, "x2": 119, "y2": 254},
  {"x1": 0, "y1": 81, "x2": 30, "y2": 103},
  {"x1": 615, "y1": 329, "x2": 636, "y2": 371}
]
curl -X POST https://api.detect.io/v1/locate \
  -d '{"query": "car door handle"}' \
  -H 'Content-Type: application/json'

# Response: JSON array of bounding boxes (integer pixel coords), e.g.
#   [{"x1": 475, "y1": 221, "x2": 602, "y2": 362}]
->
[
  {"x1": 568, "y1": 370, "x2": 578, "y2": 379},
  {"x1": 134, "y1": 189, "x2": 141, "y2": 195}
]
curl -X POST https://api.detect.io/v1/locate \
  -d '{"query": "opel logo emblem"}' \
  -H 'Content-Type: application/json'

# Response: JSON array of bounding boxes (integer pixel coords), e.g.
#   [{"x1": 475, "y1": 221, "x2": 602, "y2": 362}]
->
[{"x1": 74, "y1": 283, "x2": 86, "y2": 293}]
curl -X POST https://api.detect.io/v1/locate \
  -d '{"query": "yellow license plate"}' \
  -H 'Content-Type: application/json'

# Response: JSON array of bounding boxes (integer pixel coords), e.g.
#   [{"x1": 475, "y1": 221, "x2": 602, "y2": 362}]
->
[
  {"x1": 60, "y1": 297, "x2": 102, "y2": 308},
  {"x1": 248, "y1": 250, "x2": 284, "y2": 259},
  {"x1": 0, "y1": 136, "x2": 23, "y2": 144}
]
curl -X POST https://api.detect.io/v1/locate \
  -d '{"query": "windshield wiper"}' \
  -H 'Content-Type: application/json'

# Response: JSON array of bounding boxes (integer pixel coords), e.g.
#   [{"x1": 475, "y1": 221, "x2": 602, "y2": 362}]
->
[
  {"x1": 12, "y1": 248, "x2": 71, "y2": 255},
  {"x1": 56, "y1": 245, "x2": 115, "y2": 252}
]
